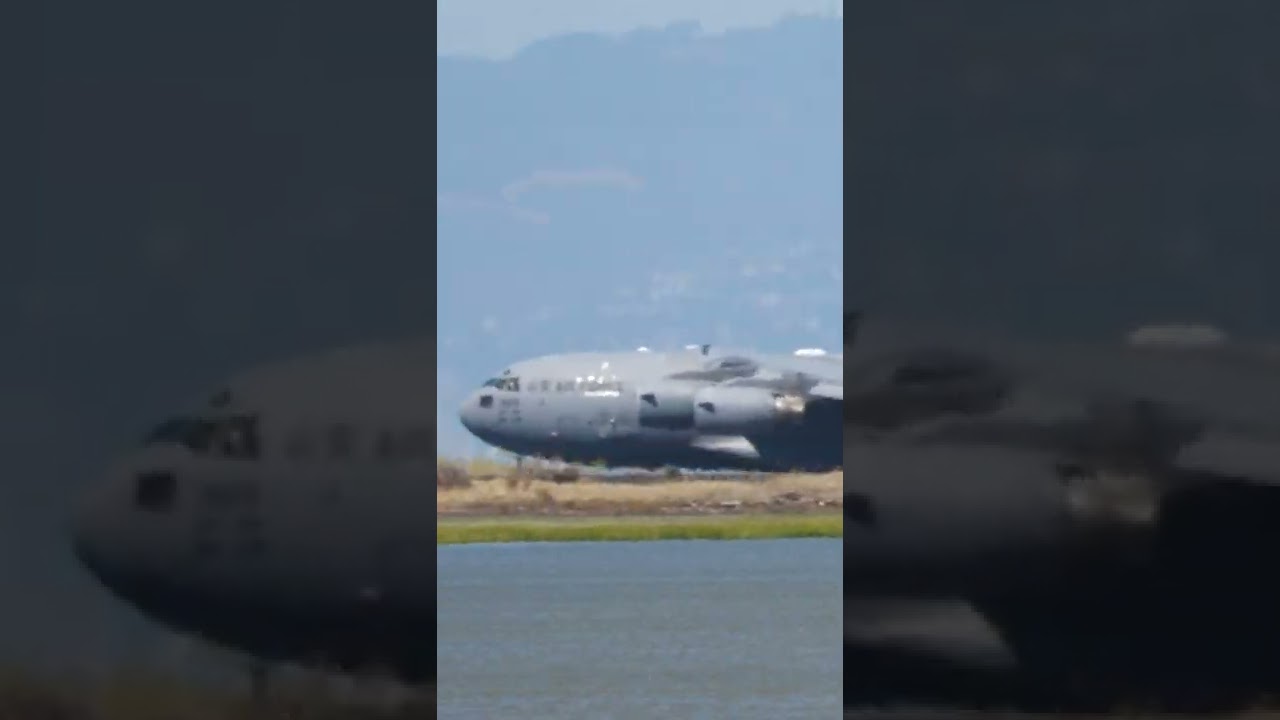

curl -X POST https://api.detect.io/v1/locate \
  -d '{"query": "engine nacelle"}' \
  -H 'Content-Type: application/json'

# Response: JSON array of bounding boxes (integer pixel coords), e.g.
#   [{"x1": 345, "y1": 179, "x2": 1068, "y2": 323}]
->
[
  {"x1": 843, "y1": 447, "x2": 1158, "y2": 597},
  {"x1": 691, "y1": 386, "x2": 806, "y2": 434},
  {"x1": 637, "y1": 387, "x2": 697, "y2": 430}
]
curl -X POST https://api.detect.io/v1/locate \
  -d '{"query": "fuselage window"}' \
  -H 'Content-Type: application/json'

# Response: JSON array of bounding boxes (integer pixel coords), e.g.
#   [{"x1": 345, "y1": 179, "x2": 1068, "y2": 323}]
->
[
  {"x1": 285, "y1": 427, "x2": 316, "y2": 460},
  {"x1": 370, "y1": 427, "x2": 435, "y2": 462},
  {"x1": 398, "y1": 427, "x2": 434, "y2": 460},
  {"x1": 328, "y1": 423, "x2": 356, "y2": 459},
  {"x1": 374, "y1": 429, "x2": 396, "y2": 459},
  {"x1": 540, "y1": 380, "x2": 550, "y2": 392},
  {"x1": 583, "y1": 378, "x2": 622, "y2": 393}
]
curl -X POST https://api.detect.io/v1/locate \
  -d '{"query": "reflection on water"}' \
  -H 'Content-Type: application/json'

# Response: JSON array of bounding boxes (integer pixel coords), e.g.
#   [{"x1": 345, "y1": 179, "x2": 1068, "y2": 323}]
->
[{"x1": 437, "y1": 538, "x2": 842, "y2": 720}]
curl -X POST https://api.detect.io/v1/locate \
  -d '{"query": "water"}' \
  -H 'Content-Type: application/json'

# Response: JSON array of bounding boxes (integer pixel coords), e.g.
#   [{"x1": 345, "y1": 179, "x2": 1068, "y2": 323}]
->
[{"x1": 437, "y1": 538, "x2": 842, "y2": 720}]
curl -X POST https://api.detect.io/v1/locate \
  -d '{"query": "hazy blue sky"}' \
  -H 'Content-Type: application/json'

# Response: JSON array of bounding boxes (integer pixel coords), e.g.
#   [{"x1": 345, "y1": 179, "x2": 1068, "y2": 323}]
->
[{"x1": 437, "y1": 0, "x2": 837, "y2": 58}]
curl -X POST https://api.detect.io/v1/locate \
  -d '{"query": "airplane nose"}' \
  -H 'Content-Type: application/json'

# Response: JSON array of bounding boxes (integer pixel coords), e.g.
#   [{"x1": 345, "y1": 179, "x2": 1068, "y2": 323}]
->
[
  {"x1": 70, "y1": 478, "x2": 112, "y2": 576},
  {"x1": 458, "y1": 395, "x2": 476, "y2": 431},
  {"x1": 459, "y1": 392, "x2": 491, "y2": 433},
  {"x1": 71, "y1": 462, "x2": 179, "y2": 582}
]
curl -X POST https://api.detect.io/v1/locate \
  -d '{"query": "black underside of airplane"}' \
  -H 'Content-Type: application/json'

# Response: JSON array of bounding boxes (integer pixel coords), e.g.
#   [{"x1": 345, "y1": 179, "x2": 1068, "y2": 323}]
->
[
  {"x1": 844, "y1": 478, "x2": 1280, "y2": 714},
  {"x1": 106, "y1": 575, "x2": 437, "y2": 684}
]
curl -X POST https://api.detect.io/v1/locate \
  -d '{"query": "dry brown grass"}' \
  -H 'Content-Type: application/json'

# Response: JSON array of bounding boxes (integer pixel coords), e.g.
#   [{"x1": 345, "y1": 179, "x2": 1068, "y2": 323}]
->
[
  {"x1": 437, "y1": 469, "x2": 843, "y2": 515},
  {"x1": 435, "y1": 460, "x2": 471, "y2": 489},
  {"x1": 457, "y1": 457, "x2": 517, "y2": 477}
]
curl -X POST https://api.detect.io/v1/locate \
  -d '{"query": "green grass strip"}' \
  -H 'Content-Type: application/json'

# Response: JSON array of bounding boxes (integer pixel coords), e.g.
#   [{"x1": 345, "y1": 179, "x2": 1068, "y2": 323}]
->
[{"x1": 437, "y1": 513, "x2": 843, "y2": 544}]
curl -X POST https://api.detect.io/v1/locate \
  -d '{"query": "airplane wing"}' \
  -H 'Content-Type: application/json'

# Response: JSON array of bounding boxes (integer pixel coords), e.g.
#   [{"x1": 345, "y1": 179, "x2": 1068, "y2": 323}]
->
[
  {"x1": 725, "y1": 352, "x2": 843, "y2": 401},
  {"x1": 844, "y1": 336, "x2": 1280, "y2": 494},
  {"x1": 1172, "y1": 431, "x2": 1280, "y2": 486},
  {"x1": 810, "y1": 382, "x2": 843, "y2": 401}
]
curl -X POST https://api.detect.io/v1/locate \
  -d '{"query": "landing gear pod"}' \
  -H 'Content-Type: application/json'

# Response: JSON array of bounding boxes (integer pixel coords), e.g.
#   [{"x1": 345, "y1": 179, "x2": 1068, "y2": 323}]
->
[
  {"x1": 692, "y1": 387, "x2": 805, "y2": 434},
  {"x1": 843, "y1": 447, "x2": 1158, "y2": 596}
]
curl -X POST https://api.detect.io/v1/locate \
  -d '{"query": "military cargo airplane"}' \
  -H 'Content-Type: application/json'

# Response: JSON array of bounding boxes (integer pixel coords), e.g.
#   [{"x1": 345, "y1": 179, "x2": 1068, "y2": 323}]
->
[
  {"x1": 840, "y1": 312, "x2": 1280, "y2": 712},
  {"x1": 458, "y1": 344, "x2": 843, "y2": 472},
  {"x1": 72, "y1": 341, "x2": 439, "y2": 687}
]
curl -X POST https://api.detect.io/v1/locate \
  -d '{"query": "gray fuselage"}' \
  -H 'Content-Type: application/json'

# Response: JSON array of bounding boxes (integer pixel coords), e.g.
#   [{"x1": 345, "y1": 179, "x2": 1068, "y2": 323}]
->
[
  {"x1": 73, "y1": 341, "x2": 439, "y2": 681},
  {"x1": 459, "y1": 348, "x2": 843, "y2": 472}
]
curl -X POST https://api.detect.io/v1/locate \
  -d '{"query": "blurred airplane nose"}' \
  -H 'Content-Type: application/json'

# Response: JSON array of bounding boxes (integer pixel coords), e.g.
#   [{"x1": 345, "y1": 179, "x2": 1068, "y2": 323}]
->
[
  {"x1": 71, "y1": 461, "x2": 180, "y2": 584},
  {"x1": 458, "y1": 395, "x2": 475, "y2": 432},
  {"x1": 458, "y1": 391, "x2": 493, "y2": 434},
  {"x1": 70, "y1": 478, "x2": 112, "y2": 576}
]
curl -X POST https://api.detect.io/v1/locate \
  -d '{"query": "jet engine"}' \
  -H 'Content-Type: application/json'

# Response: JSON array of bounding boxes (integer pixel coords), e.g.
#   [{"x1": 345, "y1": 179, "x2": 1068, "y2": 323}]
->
[
  {"x1": 637, "y1": 387, "x2": 697, "y2": 430},
  {"x1": 843, "y1": 447, "x2": 1159, "y2": 597},
  {"x1": 691, "y1": 386, "x2": 806, "y2": 434}
]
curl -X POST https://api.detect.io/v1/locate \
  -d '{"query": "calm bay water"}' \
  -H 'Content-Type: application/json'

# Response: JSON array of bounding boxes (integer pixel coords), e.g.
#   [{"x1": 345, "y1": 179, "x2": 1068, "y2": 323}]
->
[{"x1": 437, "y1": 538, "x2": 842, "y2": 719}]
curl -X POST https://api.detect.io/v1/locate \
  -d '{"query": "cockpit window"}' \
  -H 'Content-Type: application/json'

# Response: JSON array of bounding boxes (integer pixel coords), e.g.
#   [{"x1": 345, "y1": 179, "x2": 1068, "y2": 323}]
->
[
  {"x1": 481, "y1": 377, "x2": 520, "y2": 392},
  {"x1": 214, "y1": 416, "x2": 260, "y2": 459},
  {"x1": 134, "y1": 471, "x2": 177, "y2": 512},
  {"x1": 144, "y1": 417, "x2": 216, "y2": 451},
  {"x1": 145, "y1": 418, "x2": 200, "y2": 444},
  {"x1": 143, "y1": 414, "x2": 260, "y2": 459}
]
